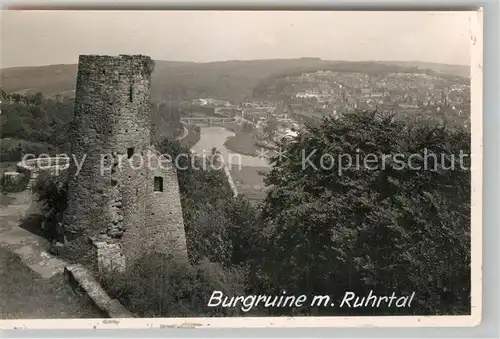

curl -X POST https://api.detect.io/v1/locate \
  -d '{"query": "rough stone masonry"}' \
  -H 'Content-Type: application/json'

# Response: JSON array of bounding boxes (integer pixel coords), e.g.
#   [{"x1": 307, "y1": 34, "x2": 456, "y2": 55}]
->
[{"x1": 62, "y1": 55, "x2": 188, "y2": 270}]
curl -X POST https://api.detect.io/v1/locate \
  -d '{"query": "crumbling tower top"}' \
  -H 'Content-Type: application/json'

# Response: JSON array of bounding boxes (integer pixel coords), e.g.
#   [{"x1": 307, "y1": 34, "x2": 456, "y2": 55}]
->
[
  {"x1": 71, "y1": 54, "x2": 155, "y2": 152},
  {"x1": 77, "y1": 54, "x2": 155, "y2": 76}
]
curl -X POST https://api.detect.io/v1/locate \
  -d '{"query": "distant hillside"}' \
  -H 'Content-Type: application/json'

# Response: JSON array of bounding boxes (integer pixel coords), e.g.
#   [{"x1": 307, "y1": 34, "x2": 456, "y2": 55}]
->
[
  {"x1": 0, "y1": 58, "x2": 469, "y2": 102},
  {"x1": 379, "y1": 61, "x2": 470, "y2": 78}
]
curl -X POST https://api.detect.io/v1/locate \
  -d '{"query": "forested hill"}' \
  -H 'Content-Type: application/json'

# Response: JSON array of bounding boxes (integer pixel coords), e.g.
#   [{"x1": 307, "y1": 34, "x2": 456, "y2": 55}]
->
[
  {"x1": 0, "y1": 90, "x2": 183, "y2": 162},
  {"x1": 0, "y1": 59, "x2": 469, "y2": 102}
]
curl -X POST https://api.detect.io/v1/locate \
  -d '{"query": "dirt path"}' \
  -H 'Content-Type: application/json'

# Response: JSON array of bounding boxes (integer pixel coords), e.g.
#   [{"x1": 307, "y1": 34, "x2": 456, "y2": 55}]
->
[{"x1": 0, "y1": 192, "x2": 66, "y2": 278}]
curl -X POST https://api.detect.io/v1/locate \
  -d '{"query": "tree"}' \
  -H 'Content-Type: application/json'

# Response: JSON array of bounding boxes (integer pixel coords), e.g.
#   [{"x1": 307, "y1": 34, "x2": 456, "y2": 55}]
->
[
  {"x1": 255, "y1": 110, "x2": 471, "y2": 316},
  {"x1": 263, "y1": 116, "x2": 280, "y2": 139},
  {"x1": 34, "y1": 171, "x2": 68, "y2": 241},
  {"x1": 208, "y1": 147, "x2": 222, "y2": 167}
]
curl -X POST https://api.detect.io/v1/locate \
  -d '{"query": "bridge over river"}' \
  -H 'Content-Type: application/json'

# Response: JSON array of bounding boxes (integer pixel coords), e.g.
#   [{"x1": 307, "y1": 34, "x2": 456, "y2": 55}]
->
[
  {"x1": 180, "y1": 116, "x2": 256, "y2": 127},
  {"x1": 180, "y1": 116, "x2": 237, "y2": 126}
]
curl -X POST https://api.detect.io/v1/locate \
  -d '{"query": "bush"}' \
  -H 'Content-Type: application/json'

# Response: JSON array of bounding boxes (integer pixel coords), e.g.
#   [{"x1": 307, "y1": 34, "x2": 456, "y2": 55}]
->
[
  {"x1": 100, "y1": 255, "x2": 247, "y2": 317},
  {"x1": 34, "y1": 171, "x2": 68, "y2": 242},
  {"x1": 32, "y1": 172, "x2": 99, "y2": 267}
]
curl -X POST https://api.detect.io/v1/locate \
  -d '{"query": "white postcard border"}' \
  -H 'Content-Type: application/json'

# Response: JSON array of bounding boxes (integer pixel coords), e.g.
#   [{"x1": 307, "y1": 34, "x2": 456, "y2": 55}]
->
[{"x1": 0, "y1": 8, "x2": 483, "y2": 330}]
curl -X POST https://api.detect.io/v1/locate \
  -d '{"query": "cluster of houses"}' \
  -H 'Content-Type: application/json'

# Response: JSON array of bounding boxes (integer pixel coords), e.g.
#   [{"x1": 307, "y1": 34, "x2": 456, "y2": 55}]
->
[
  {"x1": 186, "y1": 67, "x2": 470, "y2": 135},
  {"x1": 189, "y1": 98, "x2": 280, "y2": 123},
  {"x1": 283, "y1": 70, "x2": 470, "y2": 128}
]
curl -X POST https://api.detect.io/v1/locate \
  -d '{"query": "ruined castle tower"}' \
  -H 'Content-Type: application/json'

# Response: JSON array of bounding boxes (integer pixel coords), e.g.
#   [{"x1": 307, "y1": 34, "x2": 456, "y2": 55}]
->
[{"x1": 63, "y1": 55, "x2": 188, "y2": 266}]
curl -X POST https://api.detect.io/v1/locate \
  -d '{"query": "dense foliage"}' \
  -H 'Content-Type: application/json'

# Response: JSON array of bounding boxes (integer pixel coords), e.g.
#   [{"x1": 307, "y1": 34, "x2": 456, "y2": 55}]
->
[
  {"x1": 0, "y1": 91, "x2": 73, "y2": 161},
  {"x1": 0, "y1": 90, "x2": 185, "y2": 162},
  {"x1": 100, "y1": 255, "x2": 247, "y2": 317},
  {"x1": 33, "y1": 171, "x2": 68, "y2": 241},
  {"x1": 253, "y1": 111, "x2": 471, "y2": 315}
]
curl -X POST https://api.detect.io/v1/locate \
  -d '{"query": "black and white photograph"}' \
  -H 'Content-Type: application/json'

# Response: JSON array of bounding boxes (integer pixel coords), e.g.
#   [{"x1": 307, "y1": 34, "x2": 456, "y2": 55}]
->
[{"x1": 0, "y1": 9, "x2": 482, "y2": 328}]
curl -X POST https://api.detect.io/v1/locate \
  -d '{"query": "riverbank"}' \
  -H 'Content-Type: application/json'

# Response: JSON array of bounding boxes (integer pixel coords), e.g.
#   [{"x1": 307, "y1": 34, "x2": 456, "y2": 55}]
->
[
  {"x1": 191, "y1": 126, "x2": 271, "y2": 202},
  {"x1": 224, "y1": 131, "x2": 260, "y2": 157},
  {"x1": 191, "y1": 127, "x2": 269, "y2": 168},
  {"x1": 179, "y1": 124, "x2": 201, "y2": 149}
]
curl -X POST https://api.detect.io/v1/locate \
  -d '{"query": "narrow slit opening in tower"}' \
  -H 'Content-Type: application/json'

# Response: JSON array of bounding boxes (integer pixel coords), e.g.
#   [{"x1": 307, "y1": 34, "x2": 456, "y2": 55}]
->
[
  {"x1": 154, "y1": 176, "x2": 163, "y2": 192},
  {"x1": 129, "y1": 86, "x2": 133, "y2": 102},
  {"x1": 127, "y1": 147, "x2": 135, "y2": 159}
]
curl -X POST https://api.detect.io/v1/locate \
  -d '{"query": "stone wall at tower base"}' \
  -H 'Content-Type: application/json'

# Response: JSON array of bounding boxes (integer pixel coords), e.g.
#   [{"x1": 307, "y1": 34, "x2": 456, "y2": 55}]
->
[{"x1": 91, "y1": 238, "x2": 126, "y2": 273}]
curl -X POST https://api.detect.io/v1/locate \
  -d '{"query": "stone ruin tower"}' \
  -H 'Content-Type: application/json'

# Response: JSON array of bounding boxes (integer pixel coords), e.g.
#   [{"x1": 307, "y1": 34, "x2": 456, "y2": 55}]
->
[{"x1": 62, "y1": 55, "x2": 188, "y2": 268}]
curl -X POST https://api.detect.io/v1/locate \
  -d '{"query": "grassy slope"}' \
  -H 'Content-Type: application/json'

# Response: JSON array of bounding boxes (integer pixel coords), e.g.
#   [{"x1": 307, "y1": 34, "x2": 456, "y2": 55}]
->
[{"x1": 0, "y1": 247, "x2": 100, "y2": 319}]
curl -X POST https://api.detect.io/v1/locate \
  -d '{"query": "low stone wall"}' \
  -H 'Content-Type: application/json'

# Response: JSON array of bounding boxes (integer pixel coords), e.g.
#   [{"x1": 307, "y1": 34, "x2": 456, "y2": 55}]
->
[
  {"x1": 2, "y1": 172, "x2": 23, "y2": 185},
  {"x1": 64, "y1": 264, "x2": 133, "y2": 318}
]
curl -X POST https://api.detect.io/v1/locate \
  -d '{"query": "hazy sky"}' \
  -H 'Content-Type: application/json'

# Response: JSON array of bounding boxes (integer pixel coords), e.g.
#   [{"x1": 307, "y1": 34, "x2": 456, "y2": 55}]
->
[{"x1": 1, "y1": 10, "x2": 473, "y2": 68}]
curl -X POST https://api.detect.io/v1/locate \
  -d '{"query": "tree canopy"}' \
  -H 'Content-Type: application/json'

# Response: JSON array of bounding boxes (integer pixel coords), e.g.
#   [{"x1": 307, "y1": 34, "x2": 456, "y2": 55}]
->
[{"x1": 252, "y1": 111, "x2": 471, "y2": 315}]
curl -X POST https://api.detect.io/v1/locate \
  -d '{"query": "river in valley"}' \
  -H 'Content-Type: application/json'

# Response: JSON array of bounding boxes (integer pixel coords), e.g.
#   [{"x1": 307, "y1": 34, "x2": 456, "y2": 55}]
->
[{"x1": 190, "y1": 126, "x2": 270, "y2": 168}]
